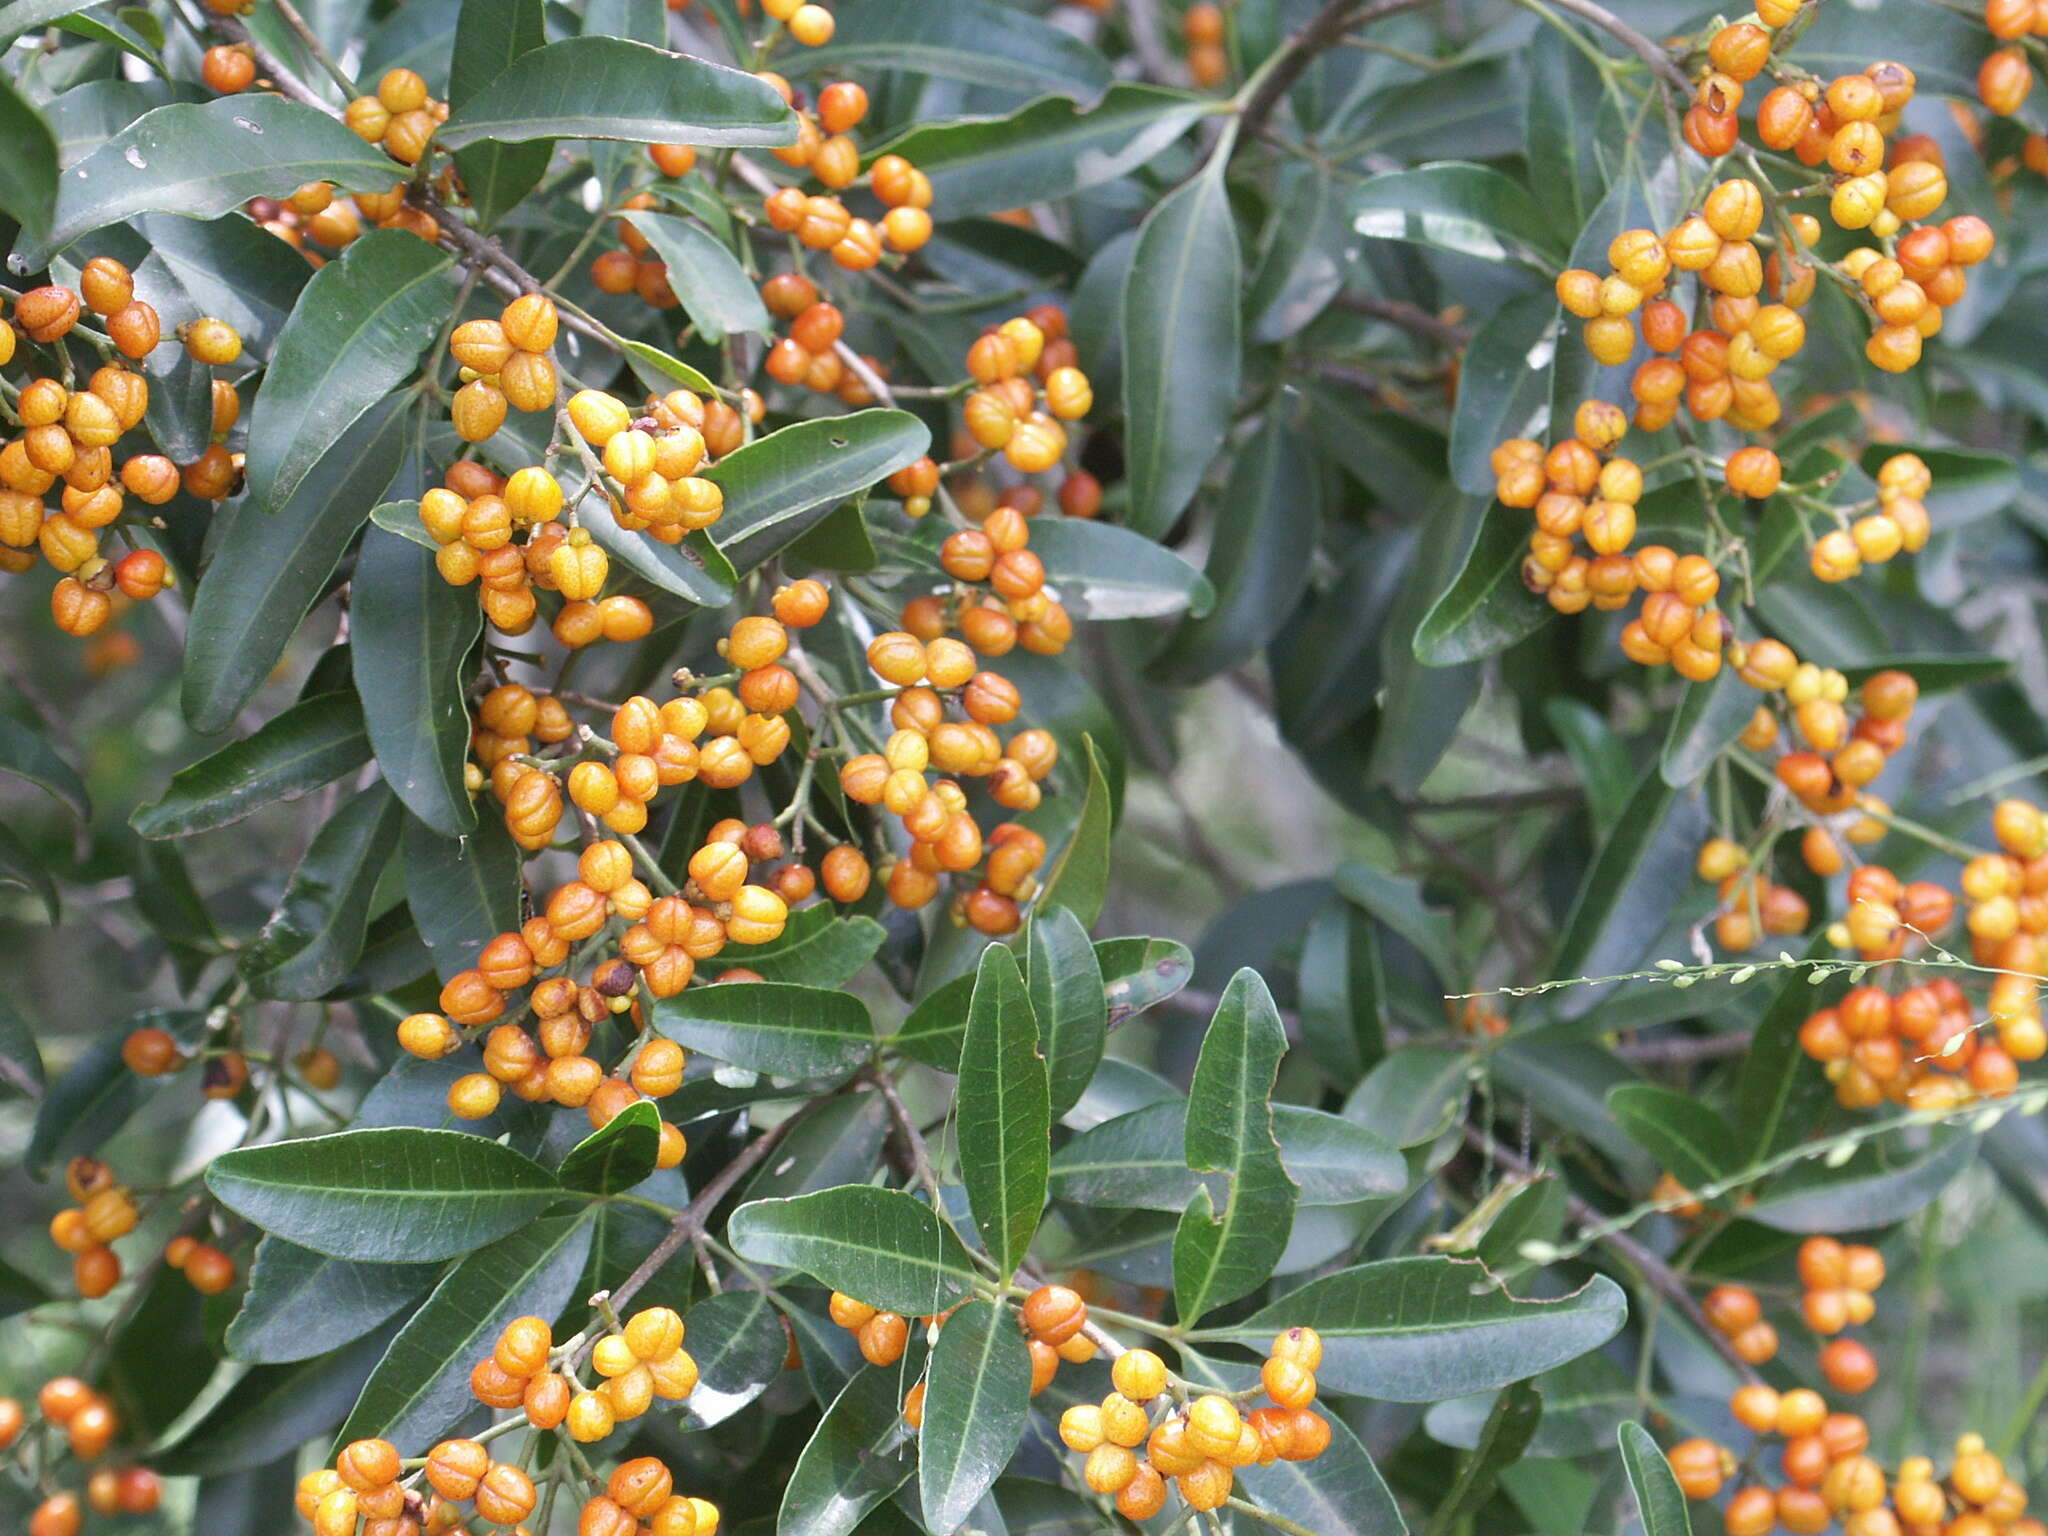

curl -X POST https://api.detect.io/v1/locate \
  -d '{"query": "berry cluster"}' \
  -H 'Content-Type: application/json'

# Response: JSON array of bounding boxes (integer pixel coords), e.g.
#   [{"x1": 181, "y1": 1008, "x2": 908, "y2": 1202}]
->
[
  {"x1": 466, "y1": 1306, "x2": 700, "y2": 1444},
  {"x1": 1978, "y1": 0, "x2": 2043, "y2": 117},
  {"x1": 560, "y1": 1456, "x2": 719, "y2": 1536},
  {"x1": 4, "y1": 1379, "x2": 158, "y2": 1536},
  {"x1": 343, "y1": 67, "x2": 448, "y2": 169},
  {"x1": 42, "y1": 1158, "x2": 136, "y2": 1300},
  {"x1": 956, "y1": 310, "x2": 1092, "y2": 476},
  {"x1": 1184, "y1": 3, "x2": 1227, "y2": 88},
  {"x1": 826, "y1": 1290, "x2": 922, "y2": 1368},
  {"x1": 1057, "y1": 1329, "x2": 1333, "y2": 1520},
  {"x1": 447, "y1": 294, "x2": 563, "y2": 444},
  {"x1": 760, "y1": 115, "x2": 935, "y2": 272}
]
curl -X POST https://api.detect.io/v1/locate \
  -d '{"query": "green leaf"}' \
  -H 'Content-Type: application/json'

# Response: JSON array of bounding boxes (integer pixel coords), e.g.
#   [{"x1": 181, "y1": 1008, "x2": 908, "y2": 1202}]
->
[
  {"x1": 868, "y1": 83, "x2": 1210, "y2": 221},
  {"x1": 183, "y1": 392, "x2": 415, "y2": 734},
  {"x1": 1026, "y1": 906, "x2": 1107, "y2": 1121},
  {"x1": 25, "y1": 1009, "x2": 204, "y2": 1175},
  {"x1": 1053, "y1": 1100, "x2": 1406, "y2": 1210},
  {"x1": 779, "y1": 1363, "x2": 917, "y2": 1536},
  {"x1": 1237, "y1": 1398, "x2": 1410, "y2": 1536},
  {"x1": 206, "y1": 1126, "x2": 563, "y2": 1262},
  {"x1": 225, "y1": 1236, "x2": 438, "y2": 1364},
  {"x1": 708, "y1": 412, "x2": 928, "y2": 575},
  {"x1": 613, "y1": 331, "x2": 720, "y2": 396},
  {"x1": 728, "y1": 1187, "x2": 978, "y2": 1315},
  {"x1": 1207, "y1": 1257, "x2": 1629, "y2": 1401},
  {"x1": 0, "y1": 1254, "x2": 49, "y2": 1321},
  {"x1": 919, "y1": 1301, "x2": 1031, "y2": 1532},
  {"x1": 958, "y1": 946, "x2": 1049, "y2": 1278},
  {"x1": 240, "y1": 782, "x2": 405, "y2": 1000},
  {"x1": 1174, "y1": 969, "x2": 1298, "y2": 1323},
  {"x1": 246, "y1": 232, "x2": 452, "y2": 514},
  {"x1": 1121, "y1": 158, "x2": 1240, "y2": 539},
  {"x1": 154, "y1": 1328, "x2": 395, "y2": 1477},
  {"x1": 0, "y1": 714, "x2": 88, "y2": 820},
  {"x1": 1618, "y1": 1421, "x2": 1694, "y2": 1536},
  {"x1": 132, "y1": 692, "x2": 368, "y2": 838},
  {"x1": 128, "y1": 835, "x2": 223, "y2": 985},
  {"x1": 401, "y1": 813, "x2": 519, "y2": 983},
  {"x1": 1661, "y1": 670, "x2": 1757, "y2": 788},
  {"x1": 1414, "y1": 496, "x2": 1553, "y2": 666},
  {"x1": 1797, "y1": 0, "x2": 2001, "y2": 109},
  {"x1": 16, "y1": 95, "x2": 400, "y2": 266},
  {"x1": 1024, "y1": 517, "x2": 1214, "y2": 621},
  {"x1": 0, "y1": 72, "x2": 58, "y2": 238},
  {"x1": 1351, "y1": 161, "x2": 1564, "y2": 271},
  {"x1": 1150, "y1": 411, "x2": 1320, "y2": 683},
  {"x1": 794, "y1": 0, "x2": 1111, "y2": 96},
  {"x1": 557, "y1": 1098, "x2": 661, "y2": 1194},
  {"x1": 651, "y1": 982, "x2": 873, "y2": 1078},
  {"x1": 585, "y1": 515, "x2": 736, "y2": 608},
  {"x1": 447, "y1": 0, "x2": 549, "y2": 229},
  {"x1": 1606, "y1": 1084, "x2": 1739, "y2": 1190},
  {"x1": 436, "y1": 36, "x2": 796, "y2": 148},
  {"x1": 1342, "y1": 1047, "x2": 1471, "y2": 1149},
  {"x1": 1748, "y1": 1128, "x2": 1977, "y2": 1233},
  {"x1": 1297, "y1": 900, "x2": 1387, "y2": 1089},
  {"x1": 1736, "y1": 944, "x2": 1841, "y2": 1162},
  {"x1": 745, "y1": 1094, "x2": 892, "y2": 1205},
  {"x1": 1522, "y1": 24, "x2": 1606, "y2": 240},
  {"x1": 0, "y1": 996, "x2": 46, "y2": 1099},
  {"x1": 1247, "y1": 162, "x2": 1352, "y2": 344},
  {"x1": 675, "y1": 1289, "x2": 790, "y2": 1431},
  {"x1": 337, "y1": 1213, "x2": 594, "y2": 1451},
  {"x1": 350, "y1": 527, "x2": 482, "y2": 837},
  {"x1": 622, "y1": 210, "x2": 770, "y2": 343},
  {"x1": 725, "y1": 905, "x2": 885, "y2": 988},
  {"x1": 0, "y1": 822, "x2": 58, "y2": 925},
  {"x1": 1446, "y1": 292, "x2": 1556, "y2": 499},
  {"x1": 1425, "y1": 1381, "x2": 1543, "y2": 1536},
  {"x1": 1037, "y1": 735, "x2": 1112, "y2": 929},
  {"x1": 1335, "y1": 863, "x2": 1460, "y2": 985},
  {"x1": 1544, "y1": 699, "x2": 1631, "y2": 835}
]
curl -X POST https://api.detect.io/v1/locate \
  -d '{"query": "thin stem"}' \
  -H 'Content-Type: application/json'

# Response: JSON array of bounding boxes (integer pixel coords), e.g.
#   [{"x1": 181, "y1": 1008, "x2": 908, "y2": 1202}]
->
[
  {"x1": 1224, "y1": 1497, "x2": 1326, "y2": 1536},
  {"x1": 1235, "y1": 0, "x2": 1440, "y2": 143},
  {"x1": 269, "y1": 0, "x2": 357, "y2": 98}
]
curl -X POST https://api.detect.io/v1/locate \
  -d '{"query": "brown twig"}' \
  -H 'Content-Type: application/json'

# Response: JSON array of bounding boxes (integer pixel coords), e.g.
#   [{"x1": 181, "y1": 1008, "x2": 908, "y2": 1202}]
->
[
  {"x1": 1613, "y1": 1032, "x2": 1754, "y2": 1066},
  {"x1": 1532, "y1": 0, "x2": 1691, "y2": 91},
  {"x1": 1237, "y1": 0, "x2": 1441, "y2": 143},
  {"x1": 1335, "y1": 293, "x2": 1471, "y2": 348}
]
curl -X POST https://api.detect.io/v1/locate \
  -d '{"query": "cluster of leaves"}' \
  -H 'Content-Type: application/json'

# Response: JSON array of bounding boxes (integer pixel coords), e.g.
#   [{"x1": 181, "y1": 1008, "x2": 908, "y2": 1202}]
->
[{"x1": 2, "y1": 0, "x2": 2048, "y2": 1533}]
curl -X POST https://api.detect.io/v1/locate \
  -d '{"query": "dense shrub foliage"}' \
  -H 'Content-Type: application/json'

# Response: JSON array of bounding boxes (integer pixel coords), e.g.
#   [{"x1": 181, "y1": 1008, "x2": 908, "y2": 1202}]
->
[{"x1": 2, "y1": 0, "x2": 2048, "y2": 1532}]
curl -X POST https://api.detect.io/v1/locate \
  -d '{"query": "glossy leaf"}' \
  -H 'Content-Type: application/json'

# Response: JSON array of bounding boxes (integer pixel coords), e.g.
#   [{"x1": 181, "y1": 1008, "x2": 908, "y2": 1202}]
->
[
  {"x1": 1024, "y1": 517, "x2": 1214, "y2": 621},
  {"x1": 447, "y1": 0, "x2": 549, "y2": 228},
  {"x1": 676, "y1": 1289, "x2": 791, "y2": 1431},
  {"x1": 436, "y1": 37, "x2": 796, "y2": 148},
  {"x1": 17, "y1": 95, "x2": 398, "y2": 265},
  {"x1": 1037, "y1": 735, "x2": 1112, "y2": 929},
  {"x1": 1425, "y1": 1381, "x2": 1542, "y2": 1536},
  {"x1": 1238, "y1": 1397, "x2": 1410, "y2": 1536},
  {"x1": 1544, "y1": 699, "x2": 1631, "y2": 835},
  {"x1": 726, "y1": 906, "x2": 886, "y2": 988},
  {"x1": 1174, "y1": 969, "x2": 1298, "y2": 1322},
  {"x1": 1207, "y1": 1258, "x2": 1628, "y2": 1401},
  {"x1": 337, "y1": 1213, "x2": 594, "y2": 1451},
  {"x1": 0, "y1": 713, "x2": 89, "y2": 820},
  {"x1": 183, "y1": 392, "x2": 415, "y2": 734},
  {"x1": 651, "y1": 982, "x2": 874, "y2": 1078},
  {"x1": 1446, "y1": 292, "x2": 1556, "y2": 498},
  {"x1": 1151, "y1": 410, "x2": 1320, "y2": 683},
  {"x1": 1735, "y1": 943, "x2": 1841, "y2": 1162},
  {"x1": 870, "y1": 84, "x2": 1210, "y2": 220},
  {"x1": 131, "y1": 692, "x2": 368, "y2": 838},
  {"x1": 958, "y1": 946, "x2": 1049, "y2": 1278},
  {"x1": 224, "y1": 1236, "x2": 438, "y2": 1364},
  {"x1": 708, "y1": 410, "x2": 930, "y2": 575},
  {"x1": 1336, "y1": 863, "x2": 1460, "y2": 984},
  {"x1": 402, "y1": 808, "x2": 519, "y2": 983},
  {"x1": 556, "y1": 1099, "x2": 662, "y2": 1194},
  {"x1": 1350, "y1": 161, "x2": 1563, "y2": 271},
  {"x1": 1748, "y1": 1129, "x2": 1978, "y2": 1233},
  {"x1": 1025, "y1": 906, "x2": 1107, "y2": 1121},
  {"x1": 1618, "y1": 1421, "x2": 1694, "y2": 1536},
  {"x1": 779, "y1": 1362, "x2": 917, "y2": 1536},
  {"x1": 0, "y1": 996, "x2": 45, "y2": 1100},
  {"x1": 206, "y1": 1126, "x2": 563, "y2": 1262},
  {"x1": 794, "y1": 0, "x2": 1112, "y2": 96},
  {"x1": 1521, "y1": 23, "x2": 1607, "y2": 239},
  {"x1": 246, "y1": 232, "x2": 452, "y2": 513},
  {"x1": 623, "y1": 210, "x2": 771, "y2": 342},
  {"x1": 1607, "y1": 1084, "x2": 1739, "y2": 1191},
  {"x1": 350, "y1": 527, "x2": 481, "y2": 837},
  {"x1": 584, "y1": 515, "x2": 736, "y2": 608},
  {"x1": 1121, "y1": 157, "x2": 1240, "y2": 538},
  {"x1": 728, "y1": 1187, "x2": 978, "y2": 1316},
  {"x1": 154, "y1": 1327, "x2": 396, "y2": 1476},
  {"x1": 0, "y1": 71, "x2": 58, "y2": 237},
  {"x1": 1297, "y1": 899, "x2": 1387, "y2": 1088},
  {"x1": 1248, "y1": 161, "x2": 1352, "y2": 343},
  {"x1": 1661, "y1": 670, "x2": 1757, "y2": 788},
  {"x1": 239, "y1": 782, "x2": 404, "y2": 1000},
  {"x1": 919, "y1": 1300, "x2": 1031, "y2": 1532},
  {"x1": 1414, "y1": 496, "x2": 1554, "y2": 665}
]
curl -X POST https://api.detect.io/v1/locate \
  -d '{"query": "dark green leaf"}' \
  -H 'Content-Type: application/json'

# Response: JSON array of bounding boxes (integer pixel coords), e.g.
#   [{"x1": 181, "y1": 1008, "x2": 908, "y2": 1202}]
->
[
  {"x1": 337, "y1": 1213, "x2": 594, "y2": 1451},
  {"x1": 1414, "y1": 496, "x2": 1553, "y2": 665},
  {"x1": 350, "y1": 527, "x2": 482, "y2": 836},
  {"x1": 225, "y1": 1236, "x2": 438, "y2": 1364},
  {"x1": 708, "y1": 410, "x2": 930, "y2": 576},
  {"x1": 0, "y1": 823, "x2": 57, "y2": 924},
  {"x1": 1857, "y1": 442, "x2": 2018, "y2": 525},
  {"x1": 0, "y1": 72, "x2": 57, "y2": 240},
  {"x1": 183, "y1": 392, "x2": 415, "y2": 734},
  {"x1": 17, "y1": 95, "x2": 400, "y2": 265},
  {"x1": 1151, "y1": 411, "x2": 1319, "y2": 683},
  {"x1": 919, "y1": 1300, "x2": 1031, "y2": 1532},
  {"x1": 1121, "y1": 157, "x2": 1240, "y2": 538},
  {"x1": 240, "y1": 782, "x2": 405, "y2": 1000},
  {"x1": 958, "y1": 946, "x2": 1049, "y2": 1278},
  {"x1": 1521, "y1": 24, "x2": 1606, "y2": 239},
  {"x1": 870, "y1": 83, "x2": 1210, "y2": 220},
  {"x1": 1174, "y1": 969, "x2": 1298, "y2": 1322},
  {"x1": 557, "y1": 1099, "x2": 661, "y2": 1194},
  {"x1": 402, "y1": 810, "x2": 519, "y2": 983},
  {"x1": 623, "y1": 210, "x2": 770, "y2": 342},
  {"x1": 1298, "y1": 899, "x2": 1386, "y2": 1088},
  {"x1": 1024, "y1": 517, "x2": 1214, "y2": 621},
  {"x1": 1248, "y1": 162, "x2": 1351, "y2": 343},
  {"x1": 728, "y1": 1187, "x2": 978, "y2": 1315},
  {"x1": 779, "y1": 1362, "x2": 918, "y2": 1536},
  {"x1": 0, "y1": 713, "x2": 89, "y2": 820},
  {"x1": 651, "y1": 982, "x2": 874, "y2": 1077},
  {"x1": 1205, "y1": 1257, "x2": 1629, "y2": 1401},
  {"x1": 676, "y1": 1289, "x2": 790, "y2": 1430},
  {"x1": 0, "y1": 996, "x2": 46, "y2": 1099},
  {"x1": 1446, "y1": 292, "x2": 1555, "y2": 498},
  {"x1": 727, "y1": 905, "x2": 886, "y2": 988},
  {"x1": 1618, "y1": 1421, "x2": 1694, "y2": 1536},
  {"x1": 1335, "y1": 863, "x2": 1460, "y2": 984},
  {"x1": 26, "y1": 1009, "x2": 204, "y2": 1175},
  {"x1": 1052, "y1": 1100, "x2": 1405, "y2": 1209},
  {"x1": 1342, "y1": 1047, "x2": 1471, "y2": 1149},
  {"x1": 794, "y1": 0, "x2": 1112, "y2": 96},
  {"x1": 1661, "y1": 670, "x2": 1758, "y2": 788},
  {"x1": 206, "y1": 1126, "x2": 563, "y2": 1262},
  {"x1": 1425, "y1": 1381, "x2": 1543, "y2": 1536},
  {"x1": 1544, "y1": 699, "x2": 1631, "y2": 834},
  {"x1": 1237, "y1": 1398, "x2": 1410, "y2": 1536},
  {"x1": 1351, "y1": 161, "x2": 1563, "y2": 271},
  {"x1": 1748, "y1": 1129, "x2": 1977, "y2": 1233},
  {"x1": 585, "y1": 516, "x2": 736, "y2": 608},
  {"x1": 1607, "y1": 1084, "x2": 1739, "y2": 1190},
  {"x1": 246, "y1": 232, "x2": 452, "y2": 513},
  {"x1": 436, "y1": 37, "x2": 797, "y2": 148},
  {"x1": 154, "y1": 1327, "x2": 395, "y2": 1476},
  {"x1": 447, "y1": 0, "x2": 549, "y2": 229},
  {"x1": 132, "y1": 692, "x2": 368, "y2": 838},
  {"x1": 0, "y1": 1254, "x2": 49, "y2": 1321},
  {"x1": 1026, "y1": 906, "x2": 1106, "y2": 1120},
  {"x1": 1736, "y1": 943, "x2": 1841, "y2": 1162},
  {"x1": 1037, "y1": 735, "x2": 1112, "y2": 929}
]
